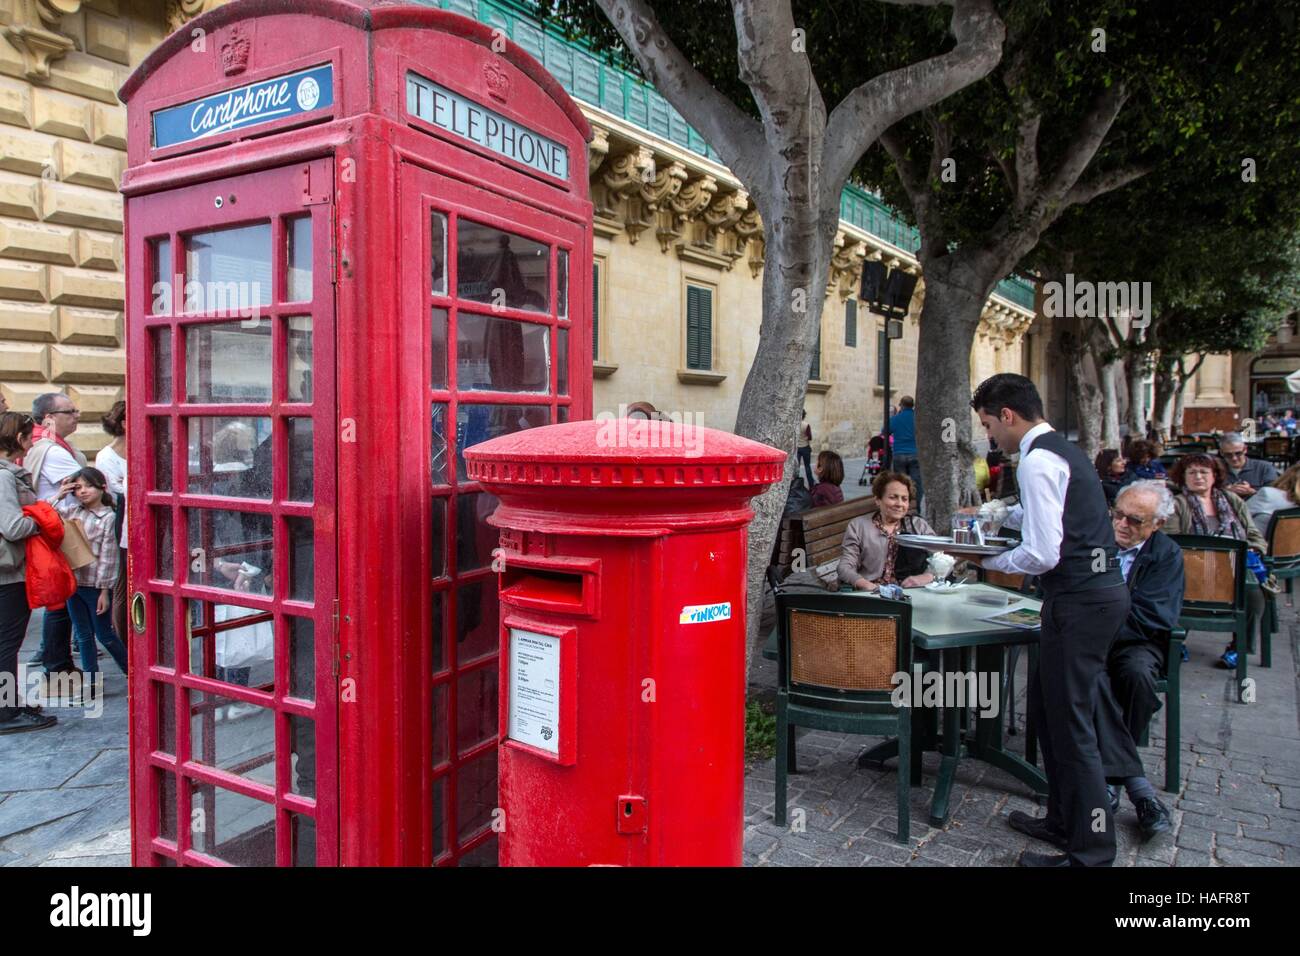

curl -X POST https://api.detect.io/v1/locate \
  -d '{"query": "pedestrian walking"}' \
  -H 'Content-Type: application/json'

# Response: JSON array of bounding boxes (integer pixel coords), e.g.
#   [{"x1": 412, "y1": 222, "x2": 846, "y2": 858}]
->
[
  {"x1": 889, "y1": 396, "x2": 922, "y2": 506},
  {"x1": 95, "y1": 401, "x2": 128, "y2": 644},
  {"x1": 0, "y1": 412, "x2": 55, "y2": 734},
  {"x1": 47, "y1": 468, "x2": 127, "y2": 689},
  {"x1": 797, "y1": 409, "x2": 814, "y2": 488}
]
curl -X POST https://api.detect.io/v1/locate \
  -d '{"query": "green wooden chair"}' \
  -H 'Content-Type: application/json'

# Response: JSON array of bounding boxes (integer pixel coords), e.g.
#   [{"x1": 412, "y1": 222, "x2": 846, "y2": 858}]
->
[
  {"x1": 1135, "y1": 628, "x2": 1186, "y2": 793},
  {"x1": 1167, "y1": 534, "x2": 1249, "y2": 702},
  {"x1": 1261, "y1": 507, "x2": 1300, "y2": 669},
  {"x1": 774, "y1": 591, "x2": 913, "y2": 842}
]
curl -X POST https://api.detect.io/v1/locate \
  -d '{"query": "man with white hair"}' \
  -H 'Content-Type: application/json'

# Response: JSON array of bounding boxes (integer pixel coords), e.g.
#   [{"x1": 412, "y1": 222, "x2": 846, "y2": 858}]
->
[
  {"x1": 1103, "y1": 480, "x2": 1183, "y2": 839},
  {"x1": 1218, "y1": 432, "x2": 1277, "y2": 499}
]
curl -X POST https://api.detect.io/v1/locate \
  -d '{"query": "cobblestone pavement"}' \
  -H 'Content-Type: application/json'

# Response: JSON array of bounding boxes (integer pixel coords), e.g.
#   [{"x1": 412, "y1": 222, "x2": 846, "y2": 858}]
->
[
  {"x1": 744, "y1": 598, "x2": 1300, "y2": 867},
  {"x1": 0, "y1": 611, "x2": 130, "y2": 867}
]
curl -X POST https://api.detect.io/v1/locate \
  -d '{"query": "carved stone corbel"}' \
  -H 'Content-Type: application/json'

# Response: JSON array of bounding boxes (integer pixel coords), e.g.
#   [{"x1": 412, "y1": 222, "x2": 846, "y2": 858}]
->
[
  {"x1": 735, "y1": 207, "x2": 764, "y2": 277},
  {"x1": 625, "y1": 159, "x2": 684, "y2": 245},
  {"x1": 658, "y1": 173, "x2": 716, "y2": 252},
  {"x1": 587, "y1": 125, "x2": 610, "y2": 178},
  {"x1": 4, "y1": 0, "x2": 81, "y2": 80},
  {"x1": 167, "y1": 0, "x2": 218, "y2": 32},
  {"x1": 590, "y1": 145, "x2": 652, "y2": 237},
  {"x1": 830, "y1": 234, "x2": 866, "y2": 300}
]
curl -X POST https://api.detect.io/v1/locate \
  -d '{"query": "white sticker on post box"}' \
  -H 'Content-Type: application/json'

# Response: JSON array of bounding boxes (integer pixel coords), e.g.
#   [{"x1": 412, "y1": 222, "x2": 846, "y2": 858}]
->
[
  {"x1": 679, "y1": 602, "x2": 731, "y2": 624},
  {"x1": 508, "y1": 628, "x2": 560, "y2": 755}
]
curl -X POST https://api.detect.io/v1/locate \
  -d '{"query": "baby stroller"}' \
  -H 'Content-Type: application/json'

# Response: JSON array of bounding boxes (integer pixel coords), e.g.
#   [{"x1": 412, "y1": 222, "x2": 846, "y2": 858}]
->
[{"x1": 858, "y1": 434, "x2": 887, "y2": 485}]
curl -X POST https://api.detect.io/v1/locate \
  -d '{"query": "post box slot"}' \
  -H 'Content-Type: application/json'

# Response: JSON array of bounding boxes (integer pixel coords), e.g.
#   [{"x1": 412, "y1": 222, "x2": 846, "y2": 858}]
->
[{"x1": 502, "y1": 567, "x2": 585, "y2": 607}]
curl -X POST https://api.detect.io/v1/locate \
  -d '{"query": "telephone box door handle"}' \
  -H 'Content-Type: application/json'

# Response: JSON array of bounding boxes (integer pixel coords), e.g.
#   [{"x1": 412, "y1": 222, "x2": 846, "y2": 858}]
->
[{"x1": 131, "y1": 592, "x2": 146, "y2": 634}]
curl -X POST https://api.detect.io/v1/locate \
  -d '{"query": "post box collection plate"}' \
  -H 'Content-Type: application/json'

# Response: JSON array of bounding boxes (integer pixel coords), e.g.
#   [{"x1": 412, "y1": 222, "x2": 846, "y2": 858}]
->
[{"x1": 507, "y1": 628, "x2": 562, "y2": 754}]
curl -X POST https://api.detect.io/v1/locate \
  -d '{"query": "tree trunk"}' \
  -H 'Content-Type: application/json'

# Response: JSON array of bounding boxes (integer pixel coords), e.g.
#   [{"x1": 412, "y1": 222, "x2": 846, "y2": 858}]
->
[
  {"x1": 734, "y1": 206, "x2": 838, "y2": 677},
  {"x1": 1125, "y1": 352, "x2": 1148, "y2": 437},
  {"x1": 1173, "y1": 379, "x2": 1188, "y2": 435},
  {"x1": 1152, "y1": 357, "x2": 1178, "y2": 441},
  {"x1": 1100, "y1": 357, "x2": 1122, "y2": 448},
  {"x1": 1062, "y1": 331, "x2": 1104, "y2": 460},
  {"x1": 913, "y1": 267, "x2": 986, "y2": 532}
]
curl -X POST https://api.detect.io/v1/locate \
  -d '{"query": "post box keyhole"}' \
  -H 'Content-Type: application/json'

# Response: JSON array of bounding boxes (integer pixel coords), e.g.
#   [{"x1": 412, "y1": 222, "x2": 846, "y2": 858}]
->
[
  {"x1": 213, "y1": 194, "x2": 236, "y2": 209},
  {"x1": 623, "y1": 802, "x2": 633, "y2": 817}
]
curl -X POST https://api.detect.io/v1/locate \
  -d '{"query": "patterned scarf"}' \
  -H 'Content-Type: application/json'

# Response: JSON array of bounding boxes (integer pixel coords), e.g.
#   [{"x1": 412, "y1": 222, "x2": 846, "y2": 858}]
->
[
  {"x1": 873, "y1": 511, "x2": 912, "y2": 583},
  {"x1": 1185, "y1": 488, "x2": 1245, "y2": 540}
]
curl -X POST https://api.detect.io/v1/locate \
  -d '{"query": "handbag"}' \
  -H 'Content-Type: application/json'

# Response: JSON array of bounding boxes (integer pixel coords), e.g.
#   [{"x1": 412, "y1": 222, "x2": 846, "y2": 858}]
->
[{"x1": 60, "y1": 515, "x2": 95, "y2": 570}]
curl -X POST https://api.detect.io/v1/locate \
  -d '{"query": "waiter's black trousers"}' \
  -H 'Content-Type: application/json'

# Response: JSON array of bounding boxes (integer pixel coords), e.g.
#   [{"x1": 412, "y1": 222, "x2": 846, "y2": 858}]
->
[{"x1": 1030, "y1": 584, "x2": 1131, "y2": 867}]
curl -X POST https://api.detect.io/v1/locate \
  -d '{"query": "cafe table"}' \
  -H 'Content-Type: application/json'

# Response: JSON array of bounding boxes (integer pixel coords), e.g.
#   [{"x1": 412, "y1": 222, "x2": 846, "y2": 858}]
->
[{"x1": 769, "y1": 582, "x2": 1048, "y2": 827}]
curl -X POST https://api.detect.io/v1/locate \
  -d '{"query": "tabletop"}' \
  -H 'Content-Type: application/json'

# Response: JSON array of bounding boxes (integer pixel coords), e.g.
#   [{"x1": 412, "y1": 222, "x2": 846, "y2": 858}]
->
[{"x1": 842, "y1": 582, "x2": 1043, "y2": 649}]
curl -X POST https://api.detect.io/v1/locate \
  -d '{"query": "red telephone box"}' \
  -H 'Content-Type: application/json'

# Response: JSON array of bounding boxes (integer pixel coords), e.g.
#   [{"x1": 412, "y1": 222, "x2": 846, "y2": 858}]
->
[{"x1": 120, "y1": 0, "x2": 592, "y2": 866}]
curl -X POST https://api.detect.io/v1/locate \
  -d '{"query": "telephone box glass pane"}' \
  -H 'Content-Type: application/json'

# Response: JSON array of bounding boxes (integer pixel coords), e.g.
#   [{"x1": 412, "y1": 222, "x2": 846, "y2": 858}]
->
[
  {"x1": 456, "y1": 314, "x2": 549, "y2": 392},
  {"x1": 455, "y1": 579, "x2": 498, "y2": 664},
  {"x1": 431, "y1": 308, "x2": 448, "y2": 390},
  {"x1": 184, "y1": 223, "x2": 272, "y2": 310},
  {"x1": 290, "y1": 715, "x2": 315, "y2": 799},
  {"x1": 152, "y1": 418, "x2": 173, "y2": 492},
  {"x1": 186, "y1": 322, "x2": 272, "y2": 403},
  {"x1": 557, "y1": 248, "x2": 568, "y2": 319},
  {"x1": 557, "y1": 405, "x2": 569, "y2": 424},
  {"x1": 455, "y1": 492, "x2": 499, "y2": 573},
  {"x1": 286, "y1": 216, "x2": 312, "y2": 303},
  {"x1": 158, "y1": 770, "x2": 177, "y2": 841},
  {"x1": 287, "y1": 316, "x2": 313, "y2": 402},
  {"x1": 431, "y1": 403, "x2": 448, "y2": 485},
  {"x1": 289, "y1": 616, "x2": 314, "y2": 702},
  {"x1": 432, "y1": 682, "x2": 448, "y2": 768},
  {"x1": 557, "y1": 328, "x2": 569, "y2": 396},
  {"x1": 431, "y1": 590, "x2": 446, "y2": 674},
  {"x1": 288, "y1": 517, "x2": 314, "y2": 603},
  {"x1": 151, "y1": 328, "x2": 172, "y2": 401},
  {"x1": 186, "y1": 509, "x2": 273, "y2": 594},
  {"x1": 431, "y1": 497, "x2": 446, "y2": 578},
  {"x1": 454, "y1": 405, "x2": 549, "y2": 480},
  {"x1": 153, "y1": 507, "x2": 173, "y2": 580},
  {"x1": 187, "y1": 417, "x2": 272, "y2": 498},
  {"x1": 457, "y1": 664, "x2": 498, "y2": 755},
  {"x1": 157, "y1": 682, "x2": 175, "y2": 754},
  {"x1": 190, "y1": 689, "x2": 275, "y2": 787},
  {"x1": 456, "y1": 749, "x2": 497, "y2": 841},
  {"x1": 458, "y1": 836, "x2": 497, "y2": 867},
  {"x1": 457, "y1": 219, "x2": 549, "y2": 313},
  {"x1": 151, "y1": 238, "x2": 173, "y2": 314},
  {"x1": 288, "y1": 418, "x2": 314, "y2": 502},
  {"x1": 190, "y1": 783, "x2": 275, "y2": 866},
  {"x1": 431, "y1": 212, "x2": 447, "y2": 296},
  {"x1": 292, "y1": 815, "x2": 316, "y2": 867},
  {"x1": 155, "y1": 594, "x2": 174, "y2": 668},
  {"x1": 432, "y1": 776, "x2": 447, "y2": 861},
  {"x1": 188, "y1": 601, "x2": 274, "y2": 688}
]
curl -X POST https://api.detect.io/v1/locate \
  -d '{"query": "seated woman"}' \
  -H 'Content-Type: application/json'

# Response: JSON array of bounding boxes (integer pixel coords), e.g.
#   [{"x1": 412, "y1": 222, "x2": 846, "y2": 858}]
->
[
  {"x1": 1163, "y1": 453, "x2": 1267, "y2": 669},
  {"x1": 810, "y1": 450, "x2": 845, "y2": 507},
  {"x1": 1247, "y1": 461, "x2": 1300, "y2": 536},
  {"x1": 1128, "y1": 439, "x2": 1167, "y2": 480},
  {"x1": 1095, "y1": 448, "x2": 1137, "y2": 505},
  {"x1": 837, "y1": 471, "x2": 935, "y2": 591}
]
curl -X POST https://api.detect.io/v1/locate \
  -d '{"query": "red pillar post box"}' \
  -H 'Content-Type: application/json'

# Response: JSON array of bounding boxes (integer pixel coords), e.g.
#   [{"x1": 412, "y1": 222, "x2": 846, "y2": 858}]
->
[{"x1": 465, "y1": 418, "x2": 784, "y2": 866}]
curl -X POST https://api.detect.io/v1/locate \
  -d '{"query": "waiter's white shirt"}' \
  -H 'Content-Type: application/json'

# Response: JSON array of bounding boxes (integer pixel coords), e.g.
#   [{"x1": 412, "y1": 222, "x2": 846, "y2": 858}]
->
[{"x1": 984, "y1": 422, "x2": 1068, "y2": 577}]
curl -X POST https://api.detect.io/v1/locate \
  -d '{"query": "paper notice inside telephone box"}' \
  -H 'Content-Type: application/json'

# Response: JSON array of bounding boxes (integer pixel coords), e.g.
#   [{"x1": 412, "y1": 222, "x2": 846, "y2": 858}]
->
[{"x1": 508, "y1": 628, "x2": 561, "y2": 754}]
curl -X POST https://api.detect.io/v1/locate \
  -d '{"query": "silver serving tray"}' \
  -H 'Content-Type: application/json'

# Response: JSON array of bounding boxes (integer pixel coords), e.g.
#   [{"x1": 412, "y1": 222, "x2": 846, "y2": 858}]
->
[{"x1": 895, "y1": 533, "x2": 1014, "y2": 556}]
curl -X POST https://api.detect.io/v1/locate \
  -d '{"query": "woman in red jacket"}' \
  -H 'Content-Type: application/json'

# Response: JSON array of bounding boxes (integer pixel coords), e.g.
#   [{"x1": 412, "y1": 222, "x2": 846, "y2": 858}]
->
[{"x1": 0, "y1": 412, "x2": 53, "y2": 734}]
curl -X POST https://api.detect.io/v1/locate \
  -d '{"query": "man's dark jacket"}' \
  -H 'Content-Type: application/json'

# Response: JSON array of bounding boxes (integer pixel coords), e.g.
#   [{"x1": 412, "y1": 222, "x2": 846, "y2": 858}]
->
[{"x1": 1114, "y1": 528, "x2": 1185, "y2": 652}]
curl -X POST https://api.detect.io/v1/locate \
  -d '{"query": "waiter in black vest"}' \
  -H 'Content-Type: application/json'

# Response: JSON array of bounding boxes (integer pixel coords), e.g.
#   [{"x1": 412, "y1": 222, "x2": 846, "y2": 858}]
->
[{"x1": 966, "y1": 374, "x2": 1140, "y2": 867}]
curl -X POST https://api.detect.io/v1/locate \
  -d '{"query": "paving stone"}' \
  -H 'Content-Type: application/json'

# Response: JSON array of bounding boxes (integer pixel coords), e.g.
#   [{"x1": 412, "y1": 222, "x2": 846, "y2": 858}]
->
[
  {"x1": 1213, "y1": 833, "x2": 1285, "y2": 860},
  {"x1": 1213, "y1": 846, "x2": 1287, "y2": 867},
  {"x1": 1173, "y1": 848, "x2": 1214, "y2": 866},
  {"x1": 1174, "y1": 825, "x2": 1215, "y2": 853}
]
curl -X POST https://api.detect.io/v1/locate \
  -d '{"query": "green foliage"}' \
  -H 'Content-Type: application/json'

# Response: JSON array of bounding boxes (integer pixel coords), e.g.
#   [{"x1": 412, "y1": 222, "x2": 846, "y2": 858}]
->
[{"x1": 745, "y1": 698, "x2": 777, "y2": 761}]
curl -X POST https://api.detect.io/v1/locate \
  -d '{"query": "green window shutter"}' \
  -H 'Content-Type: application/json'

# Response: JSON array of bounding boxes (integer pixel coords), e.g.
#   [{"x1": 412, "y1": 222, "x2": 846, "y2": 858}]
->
[
  {"x1": 592, "y1": 262, "x2": 600, "y2": 360},
  {"x1": 810, "y1": 320, "x2": 821, "y2": 380},
  {"x1": 845, "y1": 298, "x2": 857, "y2": 347},
  {"x1": 686, "y1": 285, "x2": 712, "y2": 370}
]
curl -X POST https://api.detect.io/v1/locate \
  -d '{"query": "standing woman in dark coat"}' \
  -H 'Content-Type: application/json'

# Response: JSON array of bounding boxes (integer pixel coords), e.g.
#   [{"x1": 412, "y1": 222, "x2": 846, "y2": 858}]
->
[{"x1": 0, "y1": 412, "x2": 54, "y2": 734}]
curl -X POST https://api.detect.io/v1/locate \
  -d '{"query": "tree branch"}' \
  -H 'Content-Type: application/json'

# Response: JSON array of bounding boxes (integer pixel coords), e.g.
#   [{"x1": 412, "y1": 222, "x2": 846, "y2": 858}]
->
[
  {"x1": 821, "y1": 0, "x2": 1005, "y2": 199},
  {"x1": 1065, "y1": 162, "x2": 1155, "y2": 207},
  {"x1": 881, "y1": 124, "x2": 946, "y2": 252},
  {"x1": 1035, "y1": 80, "x2": 1130, "y2": 208},
  {"x1": 593, "y1": 0, "x2": 769, "y2": 191}
]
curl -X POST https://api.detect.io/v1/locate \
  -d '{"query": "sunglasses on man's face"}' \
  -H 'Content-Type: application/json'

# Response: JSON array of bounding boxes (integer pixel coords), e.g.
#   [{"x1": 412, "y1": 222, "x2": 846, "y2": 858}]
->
[
  {"x1": 1111, "y1": 509, "x2": 1151, "y2": 529},
  {"x1": 1223, "y1": 450, "x2": 1247, "y2": 459}
]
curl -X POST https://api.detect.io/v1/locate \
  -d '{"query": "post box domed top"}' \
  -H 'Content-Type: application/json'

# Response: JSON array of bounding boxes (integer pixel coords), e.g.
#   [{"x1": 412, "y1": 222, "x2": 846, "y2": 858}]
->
[
  {"x1": 464, "y1": 419, "x2": 786, "y2": 492},
  {"x1": 119, "y1": 0, "x2": 591, "y2": 144}
]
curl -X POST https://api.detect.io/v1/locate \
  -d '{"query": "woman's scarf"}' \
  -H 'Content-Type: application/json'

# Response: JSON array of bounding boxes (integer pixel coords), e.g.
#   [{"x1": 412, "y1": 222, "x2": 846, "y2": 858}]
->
[
  {"x1": 873, "y1": 512, "x2": 914, "y2": 583},
  {"x1": 1186, "y1": 487, "x2": 1245, "y2": 539}
]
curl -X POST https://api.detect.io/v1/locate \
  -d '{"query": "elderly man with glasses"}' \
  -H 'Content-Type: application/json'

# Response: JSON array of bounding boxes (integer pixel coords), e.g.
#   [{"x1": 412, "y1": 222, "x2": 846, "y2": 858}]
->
[
  {"x1": 1103, "y1": 480, "x2": 1183, "y2": 840},
  {"x1": 1218, "y1": 432, "x2": 1277, "y2": 500}
]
